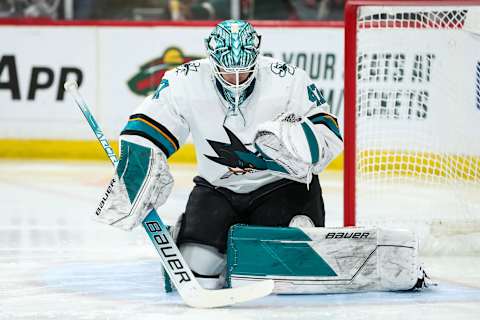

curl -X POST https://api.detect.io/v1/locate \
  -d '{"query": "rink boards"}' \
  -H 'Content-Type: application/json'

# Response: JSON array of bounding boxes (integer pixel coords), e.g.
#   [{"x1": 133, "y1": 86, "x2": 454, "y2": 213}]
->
[{"x1": 0, "y1": 21, "x2": 344, "y2": 165}]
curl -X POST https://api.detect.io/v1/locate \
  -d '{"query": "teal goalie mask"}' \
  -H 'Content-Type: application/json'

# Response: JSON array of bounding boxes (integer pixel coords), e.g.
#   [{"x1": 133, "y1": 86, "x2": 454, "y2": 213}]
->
[{"x1": 205, "y1": 20, "x2": 261, "y2": 112}]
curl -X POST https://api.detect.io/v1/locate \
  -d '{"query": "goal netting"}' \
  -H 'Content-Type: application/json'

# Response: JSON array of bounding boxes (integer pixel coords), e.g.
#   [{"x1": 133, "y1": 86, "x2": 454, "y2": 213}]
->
[{"x1": 346, "y1": 2, "x2": 480, "y2": 255}]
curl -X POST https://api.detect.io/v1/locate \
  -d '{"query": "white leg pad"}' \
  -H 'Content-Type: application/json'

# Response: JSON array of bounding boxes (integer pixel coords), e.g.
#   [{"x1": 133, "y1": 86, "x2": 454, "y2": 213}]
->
[
  {"x1": 180, "y1": 243, "x2": 226, "y2": 290},
  {"x1": 228, "y1": 226, "x2": 423, "y2": 294}
]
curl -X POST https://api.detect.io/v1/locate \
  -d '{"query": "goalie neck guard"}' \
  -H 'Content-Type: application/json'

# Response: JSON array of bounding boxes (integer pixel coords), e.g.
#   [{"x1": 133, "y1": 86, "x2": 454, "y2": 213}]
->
[{"x1": 205, "y1": 20, "x2": 261, "y2": 118}]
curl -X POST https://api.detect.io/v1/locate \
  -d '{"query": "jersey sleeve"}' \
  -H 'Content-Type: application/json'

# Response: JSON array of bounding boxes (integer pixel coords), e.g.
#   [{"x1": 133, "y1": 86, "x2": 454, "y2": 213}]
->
[
  {"x1": 289, "y1": 69, "x2": 343, "y2": 143},
  {"x1": 120, "y1": 76, "x2": 189, "y2": 158}
]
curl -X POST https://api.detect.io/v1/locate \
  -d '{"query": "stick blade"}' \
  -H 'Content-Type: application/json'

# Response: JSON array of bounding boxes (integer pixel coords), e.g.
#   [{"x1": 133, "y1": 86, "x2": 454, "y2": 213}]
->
[{"x1": 183, "y1": 279, "x2": 274, "y2": 308}]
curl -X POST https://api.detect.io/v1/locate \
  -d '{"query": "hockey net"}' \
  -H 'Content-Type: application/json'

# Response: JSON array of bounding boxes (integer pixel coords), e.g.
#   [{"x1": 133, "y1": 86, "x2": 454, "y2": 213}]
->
[{"x1": 344, "y1": 1, "x2": 480, "y2": 255}]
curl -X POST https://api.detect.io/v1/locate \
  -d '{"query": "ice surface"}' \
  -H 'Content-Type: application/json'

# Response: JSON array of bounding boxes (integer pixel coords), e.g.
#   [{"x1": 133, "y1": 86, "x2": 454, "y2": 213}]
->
[{"x1": 1, "y1": 160, "x2": 479, "y2": 319}]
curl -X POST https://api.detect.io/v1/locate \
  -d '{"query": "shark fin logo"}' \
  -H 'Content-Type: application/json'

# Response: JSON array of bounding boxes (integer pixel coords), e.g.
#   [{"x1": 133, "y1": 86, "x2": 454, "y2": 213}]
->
[
  {"x1": 128, "y1": 47, "x2": 202, "y2": 96},
  {"x1": 205, "y1": 126, "x2": 288, "y2": 179}
]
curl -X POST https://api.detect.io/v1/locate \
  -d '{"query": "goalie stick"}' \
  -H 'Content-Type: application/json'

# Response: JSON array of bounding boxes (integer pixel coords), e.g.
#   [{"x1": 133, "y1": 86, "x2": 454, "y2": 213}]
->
[{"x1": 63, "y1": 80, "x2": 274, "y2": 308}]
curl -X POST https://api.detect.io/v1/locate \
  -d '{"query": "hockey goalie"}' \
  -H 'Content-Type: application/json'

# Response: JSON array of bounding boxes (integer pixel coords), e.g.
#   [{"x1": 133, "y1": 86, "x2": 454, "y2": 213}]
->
[{"x1": 94, "y1": 19, "x2": 429, "y2": 294}]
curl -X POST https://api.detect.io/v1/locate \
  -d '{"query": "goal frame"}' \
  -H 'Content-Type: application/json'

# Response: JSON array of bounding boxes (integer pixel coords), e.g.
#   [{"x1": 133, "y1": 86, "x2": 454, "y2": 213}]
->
[{"x1": 343, "y1": 0, "x2": 480, "y2": 227}]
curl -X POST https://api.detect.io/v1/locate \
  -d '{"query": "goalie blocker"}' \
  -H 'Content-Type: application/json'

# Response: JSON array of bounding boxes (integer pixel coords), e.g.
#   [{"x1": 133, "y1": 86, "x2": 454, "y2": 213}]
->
[{"x1": 226, "y1": 225, "x2": 426, "y2": 294}]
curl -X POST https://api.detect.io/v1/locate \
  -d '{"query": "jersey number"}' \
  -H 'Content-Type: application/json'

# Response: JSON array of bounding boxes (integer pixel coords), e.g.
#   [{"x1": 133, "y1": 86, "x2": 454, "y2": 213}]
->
[
  {"x1": 308, "y1": 84, "x2": 326, "y2": 106},
  {"x1": 153, "y1": 79, "x2": 169, "y2": 99}
]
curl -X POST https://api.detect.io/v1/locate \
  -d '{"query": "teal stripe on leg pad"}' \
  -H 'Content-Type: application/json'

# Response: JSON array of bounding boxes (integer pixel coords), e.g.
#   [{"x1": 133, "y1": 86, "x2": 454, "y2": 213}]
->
[{"x1": 227, "y1": 225, "x2": 337, "y2": 279}]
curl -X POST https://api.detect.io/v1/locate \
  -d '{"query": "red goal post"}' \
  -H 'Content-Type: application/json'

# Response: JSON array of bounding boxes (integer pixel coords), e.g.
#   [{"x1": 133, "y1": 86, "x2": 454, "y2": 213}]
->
[{"x1": 343, "y1": 0, "x2": 480, "y2": 253}]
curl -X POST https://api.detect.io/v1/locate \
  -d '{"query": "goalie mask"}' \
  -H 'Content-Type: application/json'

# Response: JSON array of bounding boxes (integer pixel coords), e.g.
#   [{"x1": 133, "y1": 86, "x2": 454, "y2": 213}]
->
[{"x1": 205, "y1": 20, "x2": 261, "y2": 120}]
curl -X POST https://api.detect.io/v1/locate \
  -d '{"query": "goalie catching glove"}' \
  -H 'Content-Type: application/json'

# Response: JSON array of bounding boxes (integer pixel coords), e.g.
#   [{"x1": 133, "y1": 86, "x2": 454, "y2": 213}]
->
[
  {"x1": 94, "y1": 139, "x2": 174, "y2": 231},
  {"x1": 254, "y1": 111, "x2": 343, "y2": 184}
]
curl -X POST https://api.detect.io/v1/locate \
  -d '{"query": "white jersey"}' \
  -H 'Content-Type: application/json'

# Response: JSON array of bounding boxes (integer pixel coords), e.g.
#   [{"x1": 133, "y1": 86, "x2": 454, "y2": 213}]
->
[{"x1": 121, "y1": 56, "x2": 342, "y2": 193}]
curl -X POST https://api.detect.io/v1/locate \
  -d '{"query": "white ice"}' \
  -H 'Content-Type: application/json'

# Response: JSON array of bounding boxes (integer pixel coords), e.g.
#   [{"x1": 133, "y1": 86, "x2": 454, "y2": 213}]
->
[{"x1": 1, "y1": 160, "x2": 480, "y2": 320}]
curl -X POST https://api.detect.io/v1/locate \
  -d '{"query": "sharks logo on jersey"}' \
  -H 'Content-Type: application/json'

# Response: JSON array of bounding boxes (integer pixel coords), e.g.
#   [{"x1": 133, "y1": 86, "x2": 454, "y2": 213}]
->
[
  {"x1": 205, "y1": 126, "x2": 288, "y2": 179},
  {"x1": 270, "y1": 62, "x2": 296, "y2": 77},
  {"x1": 124, "y1": 55, "x2": 340, "y2": 193},
  {"x1": 176, "y1": 62, "x2": 201, "y2": 76}
]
